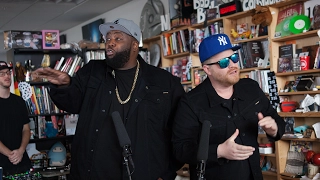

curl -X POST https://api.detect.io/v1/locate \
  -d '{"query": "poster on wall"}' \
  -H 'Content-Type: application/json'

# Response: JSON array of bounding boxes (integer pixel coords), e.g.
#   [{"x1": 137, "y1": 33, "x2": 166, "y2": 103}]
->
[{"x1": 82, "y1": 19, "x2": 104, "y2": 43}]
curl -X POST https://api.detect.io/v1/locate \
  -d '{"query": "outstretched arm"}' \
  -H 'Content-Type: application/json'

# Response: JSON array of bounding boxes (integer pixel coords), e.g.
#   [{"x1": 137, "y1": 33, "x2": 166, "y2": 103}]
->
[{"x1": 32, "y1": 67, "x2": 70, "y2": 86}]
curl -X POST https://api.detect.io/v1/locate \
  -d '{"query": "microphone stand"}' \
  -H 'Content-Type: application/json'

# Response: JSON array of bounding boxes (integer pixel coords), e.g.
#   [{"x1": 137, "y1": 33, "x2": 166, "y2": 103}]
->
[
  {"x1": 197, "y1": 160, "x2": 206, "y2": 180},
  {"x1": 123, "y1": 145, "x2": 134, "y2": 180}
]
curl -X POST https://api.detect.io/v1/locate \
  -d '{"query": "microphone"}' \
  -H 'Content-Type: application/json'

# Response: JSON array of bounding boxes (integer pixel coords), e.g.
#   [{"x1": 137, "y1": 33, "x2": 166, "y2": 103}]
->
[
  {"x1": 197, "y1": 120, "x2": 211, "y2": 180},
  {"x1": 111, "y1": 111, "x2": 135, "y2": 179}
]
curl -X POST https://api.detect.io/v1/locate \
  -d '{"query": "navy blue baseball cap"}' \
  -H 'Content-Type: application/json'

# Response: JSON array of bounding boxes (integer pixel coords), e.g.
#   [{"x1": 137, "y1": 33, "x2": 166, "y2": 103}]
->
[{"x1": 199, "y1": 34, "x2": 241, "y2": 63}]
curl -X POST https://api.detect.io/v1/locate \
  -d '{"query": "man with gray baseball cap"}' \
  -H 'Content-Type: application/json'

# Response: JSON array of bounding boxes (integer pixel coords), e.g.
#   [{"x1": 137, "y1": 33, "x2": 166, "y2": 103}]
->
[
  {"x1": 33, "y1": 18, "x2": 185, "y2": 180},
  {"x1": 99, "y1": 18, "x2": 141, "y2": 42}
]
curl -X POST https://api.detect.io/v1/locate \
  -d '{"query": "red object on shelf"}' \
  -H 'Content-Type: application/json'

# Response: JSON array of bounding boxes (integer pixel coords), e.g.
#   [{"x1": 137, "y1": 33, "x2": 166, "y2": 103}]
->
[
  {"x1": 312, "y1": 153, "x2": 320, "y2": 166},
  {"x1": 306, "y1": 150, "x2": 316, "y2": 163},
  {"x1": 281, "y1": 101, "x2": 298, "y2": 112},
  {"x1": 259, "y1": 143, "x2": 273, "y2": 147}
]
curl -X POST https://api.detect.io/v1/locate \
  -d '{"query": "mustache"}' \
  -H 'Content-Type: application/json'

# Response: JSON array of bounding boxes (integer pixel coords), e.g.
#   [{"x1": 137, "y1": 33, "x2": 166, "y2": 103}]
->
[{"x1": 228, "y1": 67, "x2": 239, "y2": 72}]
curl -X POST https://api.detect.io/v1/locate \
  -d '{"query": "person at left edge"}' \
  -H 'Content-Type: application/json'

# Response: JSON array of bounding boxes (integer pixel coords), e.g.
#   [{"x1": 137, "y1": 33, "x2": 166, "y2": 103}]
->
[
  {"x1": 32, "y1": 18, "x2": 185, "y2": 180},
  {"x1": 0, "y1": 61, "x2": 31, "y2": 175}
]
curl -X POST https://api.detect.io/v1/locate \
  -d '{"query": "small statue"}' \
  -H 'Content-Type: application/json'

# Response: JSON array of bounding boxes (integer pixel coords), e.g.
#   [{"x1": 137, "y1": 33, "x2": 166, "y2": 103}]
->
[{"x1": 15, "y1": 62, "x2": 26, "y2": 82}]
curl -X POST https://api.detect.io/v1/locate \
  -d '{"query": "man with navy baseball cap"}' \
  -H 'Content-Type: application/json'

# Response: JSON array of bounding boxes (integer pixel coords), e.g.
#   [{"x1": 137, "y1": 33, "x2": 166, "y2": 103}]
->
[{"x1": 172, "y1": 34, "x2": 285, "y2": 179}]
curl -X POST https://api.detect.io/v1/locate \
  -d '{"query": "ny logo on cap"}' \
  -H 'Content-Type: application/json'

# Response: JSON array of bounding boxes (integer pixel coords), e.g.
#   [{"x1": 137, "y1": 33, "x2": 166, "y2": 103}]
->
[
  {"x1": 114, "y1": 20, "x2": 119, "y2": 24},
  {"x1": 217, "y1": 36, "x2": 228, "y2": 46}
]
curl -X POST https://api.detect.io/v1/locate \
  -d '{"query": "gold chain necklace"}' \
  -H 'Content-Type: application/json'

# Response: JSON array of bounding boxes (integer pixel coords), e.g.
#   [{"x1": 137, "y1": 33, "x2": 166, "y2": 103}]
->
[{"x1": 112, "y1": 60, "x2": 140, "y2": 104}]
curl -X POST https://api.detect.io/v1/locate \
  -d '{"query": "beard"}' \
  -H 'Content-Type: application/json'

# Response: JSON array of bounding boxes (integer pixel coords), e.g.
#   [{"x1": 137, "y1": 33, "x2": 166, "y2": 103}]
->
[
  {"x1": 0, "y1": 79, "x2": 11, "y2": 89},
  {"x1": 214, "y1": 68, "x2": 240, "y2": 86},
  {"x1": 106, "y1": 48, "x2": 131, "y2": 69}
]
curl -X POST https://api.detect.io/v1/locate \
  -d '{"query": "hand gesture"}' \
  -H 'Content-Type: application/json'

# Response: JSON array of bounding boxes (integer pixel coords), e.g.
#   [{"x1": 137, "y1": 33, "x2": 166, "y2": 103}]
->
[
  {"x1": 32, "y1": 67, "x2": 70, "y2": 86},
  {"x1": 258, "y1": 112, "x2": 278, "y2": 137},
  {"x1": 217, "y1": 129, "x2": 255, "y2": 160}
]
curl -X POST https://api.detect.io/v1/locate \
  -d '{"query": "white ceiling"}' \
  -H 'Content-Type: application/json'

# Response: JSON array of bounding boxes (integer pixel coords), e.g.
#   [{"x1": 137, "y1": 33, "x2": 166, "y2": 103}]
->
[{"x1": 0, "y1": 0, "x2": 132, "y2": 58}]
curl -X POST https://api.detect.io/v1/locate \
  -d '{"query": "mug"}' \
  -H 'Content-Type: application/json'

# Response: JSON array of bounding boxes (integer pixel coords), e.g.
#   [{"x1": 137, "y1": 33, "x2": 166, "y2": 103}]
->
[
  {"x1": 308, "y1": 163, "x2": 319, "y2": 178},
  {"x1": 300, "y1": 56, "x2": 310, "y2": 70}
]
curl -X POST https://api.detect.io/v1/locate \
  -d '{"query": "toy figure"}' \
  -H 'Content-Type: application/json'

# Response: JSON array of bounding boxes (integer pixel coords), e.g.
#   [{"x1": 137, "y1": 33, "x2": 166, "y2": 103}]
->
[
  {"x1": 48, "y1": 142, "x2": 66, "y2": 166},
  {"x1": 25, "y1": 60, "x2": 34, "y2": 82},
  {"x1": 45, "y1": 32, "x2": 53, "y2": 47},
  {"x1": 230, "y1": 29, "x2": 239, "y2": 39},
  {"x1": 15, "y1": 62, "x2": 26, "y2": 82}
]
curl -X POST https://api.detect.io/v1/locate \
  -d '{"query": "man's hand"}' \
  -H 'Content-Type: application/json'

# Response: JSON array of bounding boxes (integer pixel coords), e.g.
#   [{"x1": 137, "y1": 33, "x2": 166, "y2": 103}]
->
[
  {"x1": 31, "y1": 67, "x2": 70, "y2": 86},
  {"x1": 258, "y1": 112, "x2": 278, "y2": 137},
  {"x1": 217, "y1": 129, "x2": 255, "y2": 160},
  {"x1": 8, "y1": 149, "x2": 23, "y2": 165}
]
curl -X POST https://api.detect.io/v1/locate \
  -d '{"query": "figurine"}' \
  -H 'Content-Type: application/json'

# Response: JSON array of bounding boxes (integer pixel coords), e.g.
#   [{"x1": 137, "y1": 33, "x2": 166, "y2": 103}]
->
[
  {"x1": 15, "y1": 62, "x2": 26, "y2": 82},
  {"x1": 230, "y1": 29, "x2": 239, "y2": 39},
  {"x1": 25, "y1": 59, "x2": 34, "y2": 82}
]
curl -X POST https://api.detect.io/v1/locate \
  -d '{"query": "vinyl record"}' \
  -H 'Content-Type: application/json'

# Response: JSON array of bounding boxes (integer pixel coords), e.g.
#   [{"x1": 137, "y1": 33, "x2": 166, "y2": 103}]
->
[
  {"x1": 289, "y1": 15, "x2": 311, "y2": 34},
  {"x1": 140, "y1": 0, "x2": 165, "y2": 39},
  {"x1": 149, "y1": 44, "x2": 160, "y2": 67}
]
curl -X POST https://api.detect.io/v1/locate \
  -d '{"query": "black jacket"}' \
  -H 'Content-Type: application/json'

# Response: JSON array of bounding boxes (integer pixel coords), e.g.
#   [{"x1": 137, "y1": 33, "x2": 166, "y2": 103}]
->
[
  {"x1": 49, "y1": 56, "x2": 185, "y2": 180},
  {"x1": 172, "y1": 78, "x2": 285, "y2": 180}
]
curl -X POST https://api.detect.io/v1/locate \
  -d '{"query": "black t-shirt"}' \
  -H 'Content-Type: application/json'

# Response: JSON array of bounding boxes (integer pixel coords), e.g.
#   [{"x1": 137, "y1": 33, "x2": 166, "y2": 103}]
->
[
  {"x1": 112, "y1": 65, "x2": 138, "y2": 123},
  {"x1": 0, "y1": 93, "x2": 31, "y2": 174}
]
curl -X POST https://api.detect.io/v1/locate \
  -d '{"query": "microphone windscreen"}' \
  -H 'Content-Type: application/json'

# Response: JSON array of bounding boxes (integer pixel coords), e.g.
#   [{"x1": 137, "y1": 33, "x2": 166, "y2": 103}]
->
[
  {"x1": 197, "y1": 120, "x2": 211, "y2": 161},
  {"x1": 111, "y1": 111, "x2": 131, "y2": 147}
]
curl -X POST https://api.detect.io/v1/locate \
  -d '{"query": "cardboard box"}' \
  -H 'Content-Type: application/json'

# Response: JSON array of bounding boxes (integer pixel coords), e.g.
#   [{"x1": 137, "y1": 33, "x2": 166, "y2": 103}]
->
[{"x1": 3, "y1": 30, "x2": 43, "y2": 49}]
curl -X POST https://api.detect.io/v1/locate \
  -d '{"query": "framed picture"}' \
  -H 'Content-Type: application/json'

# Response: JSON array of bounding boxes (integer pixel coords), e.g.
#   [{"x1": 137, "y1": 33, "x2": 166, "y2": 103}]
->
[
  {"x1": 42, "y1": 30, "x2": 60, "y2": 49},
  {"x1": 82, "y1": 19, "x2": 104, "y2": 43}
]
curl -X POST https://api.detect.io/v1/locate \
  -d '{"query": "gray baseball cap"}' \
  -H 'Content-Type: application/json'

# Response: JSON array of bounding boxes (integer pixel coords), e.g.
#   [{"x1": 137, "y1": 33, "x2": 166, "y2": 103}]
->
[{"x1": 99, "y1": 18, "x2": 141, "y2": 42}]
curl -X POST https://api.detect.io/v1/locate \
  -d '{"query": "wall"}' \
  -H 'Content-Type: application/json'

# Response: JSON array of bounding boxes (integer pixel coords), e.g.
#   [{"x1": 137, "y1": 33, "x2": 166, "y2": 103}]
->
[{"x1": 62, "y1": 0, "x2": 169, "y2": 44}]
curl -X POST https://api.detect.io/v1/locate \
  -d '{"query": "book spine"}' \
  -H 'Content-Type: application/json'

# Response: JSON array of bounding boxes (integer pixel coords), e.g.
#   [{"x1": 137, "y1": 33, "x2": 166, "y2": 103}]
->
[
  {"x1": 160, "y1": 35, "x2": 167, "y2": 56},
  {"x1": 35, "y1": 86, "x2": 44, "y2": 114},
  {"x1": 53, "y1": 60, "x2": 60, "y2": 70},
  {"x1": 60, "y1": 57, "x2": 72, "y2": 72},
  {"x1": 55, "y1": 57, "x2": 65, "y2": 70},
  {"x1": 180, "y1": 30, "x2": 186, "y2": 52},
  {"x1": 31, "y1": 87, "x2": 40, "y2": 115},
  {"x1": 68, "y1": 55, "x2": 80, "y2": 76},
  {"x1": 164, "y1": 33, "x2": 172, "y2": 55}
]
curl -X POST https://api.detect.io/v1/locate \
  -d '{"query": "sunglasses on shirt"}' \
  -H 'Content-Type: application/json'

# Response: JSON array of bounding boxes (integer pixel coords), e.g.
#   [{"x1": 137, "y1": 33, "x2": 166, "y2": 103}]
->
[{"x1": 204, "y1": 53, "x2": 239, "y2": 69}]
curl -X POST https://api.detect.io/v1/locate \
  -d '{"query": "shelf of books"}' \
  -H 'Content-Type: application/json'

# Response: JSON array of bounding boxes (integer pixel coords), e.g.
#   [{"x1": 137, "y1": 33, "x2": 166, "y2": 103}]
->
[{"x1": 7, "y1": 48, "x2": 80, "y2": 153}]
